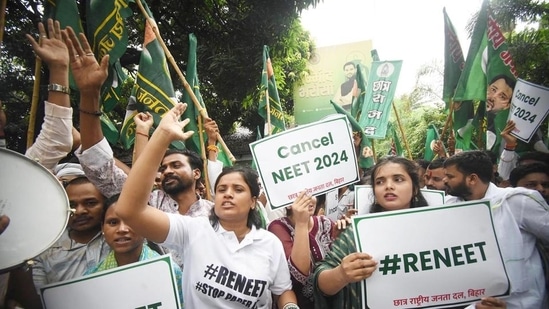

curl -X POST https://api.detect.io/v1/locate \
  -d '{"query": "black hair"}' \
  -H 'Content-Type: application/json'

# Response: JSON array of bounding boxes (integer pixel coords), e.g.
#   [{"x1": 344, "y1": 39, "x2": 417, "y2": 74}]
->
[
  {"x1": 209, "y1": 166, "x2": 262, "y2": 230},
  {"x1": 314, "y1": 194, "x2": 326, "y2": 216},
  {"x1": 443, "y1": 150, "x2": 493, "y2": 183},
  {"x1": 101, "y1": 193, "x2": 120, "y2": 223},
  {"x1": 415, "y1": 159, "x2": 431, "y2": 170},
  {"x1": 509, "y1": 162, "x2": 549, "y2": 187},
  {"x1": 369, "y1": 156, "x2": 429, "y2": 213},
  {"x1": 343, "y1": 61, "x2": 356, "y2": 70},
  {"x1": 163, "y1": 149, "x2": 203, "y2": 173},
  {"x1": 517, "y1": 151, "x2": 549, "y2": 166},
  {"x1": 427, "y1": 157, "x2": 446, "y2": 170},
  {"x1": 489, "y1": 74, "x2": 516, "y2": 90}
]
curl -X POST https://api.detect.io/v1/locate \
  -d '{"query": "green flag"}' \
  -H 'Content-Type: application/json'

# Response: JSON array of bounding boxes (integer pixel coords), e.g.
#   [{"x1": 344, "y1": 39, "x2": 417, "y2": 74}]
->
[
  {"x1": 86, "y1": 0, "x2": 131, "y2": 113},
  {"x1": 357, "y1": 60, "x2": 403, "y2": 139},
  {"x1": 443, "y1": 7, "x2": 465, "y2": 106},
  {"x1": 454, "y1": 0, "x2": 518, "y2": 102},
  {"x1": 181, "y1": 34, "x2": 233, "y2": 167},
  {"x1": 388, "y1": 122, "x2": 404, "y2": 157},
  {"x1": 100, "y1": 61, "x2": 128, "y2": 112},
  {"x1": 119, "y1": 2, "x2": 183, "y2": 149},
  {"x1": 424, "y1": 124, "x2": 438, "y2": 161},
  {"x1": 330, "y1": 101, "x2": 374, "y2": 169},
  {"x1": 258, "y1": 46, "x2": 285, "y2": 135},
  {"x1": 181, "y1": 33, "x2": 205, "y2": 154},
  {"x1": 350, "y1": 63, "x2": 369, "y2": 119},
  {"x1": 100, "y1": 113, "x2": 120, "y2": 145},
  {"x1": 454, "y1": 0, "x2": 517, "y2": 153}
]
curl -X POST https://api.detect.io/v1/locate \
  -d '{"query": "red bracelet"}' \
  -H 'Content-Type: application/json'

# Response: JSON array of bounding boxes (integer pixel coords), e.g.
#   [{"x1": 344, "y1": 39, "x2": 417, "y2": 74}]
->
[{"x1": 136, "y1": 131, "x2": 149, "y2": 138}]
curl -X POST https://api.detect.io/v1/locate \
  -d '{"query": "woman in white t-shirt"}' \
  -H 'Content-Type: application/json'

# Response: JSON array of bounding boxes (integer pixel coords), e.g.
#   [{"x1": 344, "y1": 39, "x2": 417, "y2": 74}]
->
[{"x1": 115, "y1": 103, "x2": 299, "y2": 309}]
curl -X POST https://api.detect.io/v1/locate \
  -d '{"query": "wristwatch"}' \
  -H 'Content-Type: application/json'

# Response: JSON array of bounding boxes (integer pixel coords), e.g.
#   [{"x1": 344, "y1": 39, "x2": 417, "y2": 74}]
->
[{"x1": 47, "y1": 83, "x2": 70, "y2": 95}]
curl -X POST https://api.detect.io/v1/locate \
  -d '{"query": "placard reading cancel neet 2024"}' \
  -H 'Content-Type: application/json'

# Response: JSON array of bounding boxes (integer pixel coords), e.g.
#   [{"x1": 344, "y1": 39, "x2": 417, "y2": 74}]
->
[
  {"x1": 250, "y1": 114, "x2": 358, "y2": 209},
  {"x1": 508, "y1": 78, "x2": 549, "y2": 143}
]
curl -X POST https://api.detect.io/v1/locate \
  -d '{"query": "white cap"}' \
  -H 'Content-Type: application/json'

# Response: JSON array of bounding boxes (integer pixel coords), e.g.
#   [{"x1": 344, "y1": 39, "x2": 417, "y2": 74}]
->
[{"x1": 54, "y1": 163, "x2": 85, "y2": 178}]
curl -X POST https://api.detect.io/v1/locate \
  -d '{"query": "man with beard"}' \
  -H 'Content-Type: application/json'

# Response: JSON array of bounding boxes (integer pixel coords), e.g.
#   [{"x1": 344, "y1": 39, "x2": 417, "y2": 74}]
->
[
  {"x1": 443, "y1": 150, "x2": 549, "y2": 308},
  {"x1": 424, "y1": 157, "x2": 447, "y2": 192},
  {"x1": 332, "y1": 61, "x2": 357, "y2": 110}
]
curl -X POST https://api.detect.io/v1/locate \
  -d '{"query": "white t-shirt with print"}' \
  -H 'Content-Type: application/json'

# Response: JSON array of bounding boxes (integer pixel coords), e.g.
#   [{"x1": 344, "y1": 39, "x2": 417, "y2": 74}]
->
[{"x1": 162, "y1": 214, "x2": 292, "y2": 308}]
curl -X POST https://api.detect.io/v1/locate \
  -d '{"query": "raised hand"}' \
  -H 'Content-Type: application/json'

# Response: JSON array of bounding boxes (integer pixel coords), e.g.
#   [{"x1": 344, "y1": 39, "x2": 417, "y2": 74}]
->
[
  {"x1": 63, "y1": 26, "x2": 109, "y2": 93},
  {"x1": 500, "y1": 120, "x2": 517, "y2": 148},
  {"x1": 156, "y1": 103, "x2": 194, "y2": 142},
  {"x1": 134, "y1": 112, "x2": 154, "y2": 133},
  {"x1": 204, "y1": 118, "x2": 219, "y2": 142},
  {"x1": 26, "y1": 19, "x2": 68, "y2": 69}
]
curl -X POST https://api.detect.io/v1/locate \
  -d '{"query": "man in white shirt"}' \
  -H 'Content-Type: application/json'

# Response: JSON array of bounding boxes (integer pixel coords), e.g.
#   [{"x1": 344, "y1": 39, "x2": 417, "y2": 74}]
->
[{"x1": 443, "y1": 150, "x2": 549, "y2": 308}]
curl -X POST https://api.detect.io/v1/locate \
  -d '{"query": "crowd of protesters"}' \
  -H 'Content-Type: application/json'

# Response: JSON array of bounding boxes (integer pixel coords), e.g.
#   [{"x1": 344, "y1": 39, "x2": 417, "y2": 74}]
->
[{"x1": 1, "y1": 19, "x2": 549, "y2": 309}]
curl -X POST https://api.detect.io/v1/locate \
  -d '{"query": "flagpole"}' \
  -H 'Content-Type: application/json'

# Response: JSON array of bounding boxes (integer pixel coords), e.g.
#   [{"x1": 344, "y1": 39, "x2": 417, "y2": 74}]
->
[
  {"x1": 197, "y1": 114, "x2": 213, "y2": 201},
  {"x1": 391, "y1": 102, "x2": 413, "y2": 160},
  {"x1": 439, "y1": 101, "x2": 455, "y2": 143},
  {"x1": 0, "y1": 0, "x2": 6, "y2": 46},
  {"x1": 27, "y1": 47, "x2": 43, "y2": 149},
  {"x1": 136, "y1": 0, "x2": 235, "y2": 163},
  {"x1": 265, "y1": 89, "x2": 272, "y2": 136}
]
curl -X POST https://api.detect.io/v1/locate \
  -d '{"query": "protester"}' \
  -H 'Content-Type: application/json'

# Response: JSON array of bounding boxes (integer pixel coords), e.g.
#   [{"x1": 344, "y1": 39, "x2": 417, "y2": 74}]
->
[
  {"x1": 312, "y1": 156, "x2": 429, "y2": 308},
  {"x1": 24, "y1": 20, "x2": 74, "y2": 171},
  {"x1": 84, "y1": 194, "x2": 184, "y2": 307},
  {"x1": 268, "y1": 192, "x2": 350, "y2": 309},
  {"x1": 3, "y1": 20, "x2": 111, "y2": 309},
  {"x1": 509, "y1": 162, "x2": 549, "y2": 204},
  {"x1": 497, "y1": 120, "x2": 549, "y2": 184},
  {"x1": 115, "y1": 104, "x2": 298, "y2": 308},
  {"x1": 415, "y1": 158, "x2": 430, "y2": 188},
  {"x1": 444, "y1": 150, "x2": 549, "y2": 308},
  {"x1": 424, "y1": 157, "x2": 447, "y2": 191}
]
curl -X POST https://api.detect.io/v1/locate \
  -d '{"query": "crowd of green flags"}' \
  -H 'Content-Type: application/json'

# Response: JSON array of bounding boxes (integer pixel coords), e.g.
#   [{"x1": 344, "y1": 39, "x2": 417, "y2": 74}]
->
[
  {"x1": 42, "y1": 0, "x2": 525, "y2": 172},
  {"x1": 445, "y1": 0, "x2": 519, "y2": 155}
]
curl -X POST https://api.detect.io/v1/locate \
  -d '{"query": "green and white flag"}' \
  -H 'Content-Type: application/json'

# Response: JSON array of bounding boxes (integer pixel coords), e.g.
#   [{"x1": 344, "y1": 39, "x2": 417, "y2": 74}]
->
[
  {"x1": 358, "y1": 60, "x2": 403, "y2": 139},
  {"x1": 258, "y1": 45, "x2": 285, "y2": 135},
  {"x1": 453, "y1": 0, "x2": 518, "y2": 153},
  {"x1": 86, "y1": 0, "x2": 131, "y2": 113},
  {"x1": 119, "y1": 2, "x2": 182, "y2": 149},
  {"x1": 423, "y1": 124, "x2": 438, "y2": 161},
  {"x1": 442, "y1": 7, "x2": 465, "y2": 106}
]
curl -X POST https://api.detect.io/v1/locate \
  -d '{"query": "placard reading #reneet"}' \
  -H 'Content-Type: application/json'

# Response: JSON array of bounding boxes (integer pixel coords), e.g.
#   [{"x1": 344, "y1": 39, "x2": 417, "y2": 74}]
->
[
  {"x1": 41, "y1": 255, "x2": 181, "y2": 309},
  {"x1": 250, "y1": 114, "x2": 359, "y2": 209},
  {"x1": 353, "y1": 201, "x2": 509, "y2": 309}
]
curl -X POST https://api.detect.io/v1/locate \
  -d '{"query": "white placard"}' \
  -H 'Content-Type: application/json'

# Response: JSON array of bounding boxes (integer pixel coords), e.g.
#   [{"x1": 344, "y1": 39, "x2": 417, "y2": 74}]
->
[
  {"x1": 508, "y1": 78, "x2": 549, "y2": 143},
  {"x1": 324, "y1": 189, "x2": 340, "y2": 221},
  {"x1": 352, "y1": 201, "x2": 509, "y2": 309},
  {"x1": 250, "y1": 114, "x2": 359, "y2": 209},
  {"x1": 41, "y1": 255, "x2": 181, "y2": 309},
  {"x1": 354, "y1": 185, "x2": 445, "y2": 215}
]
